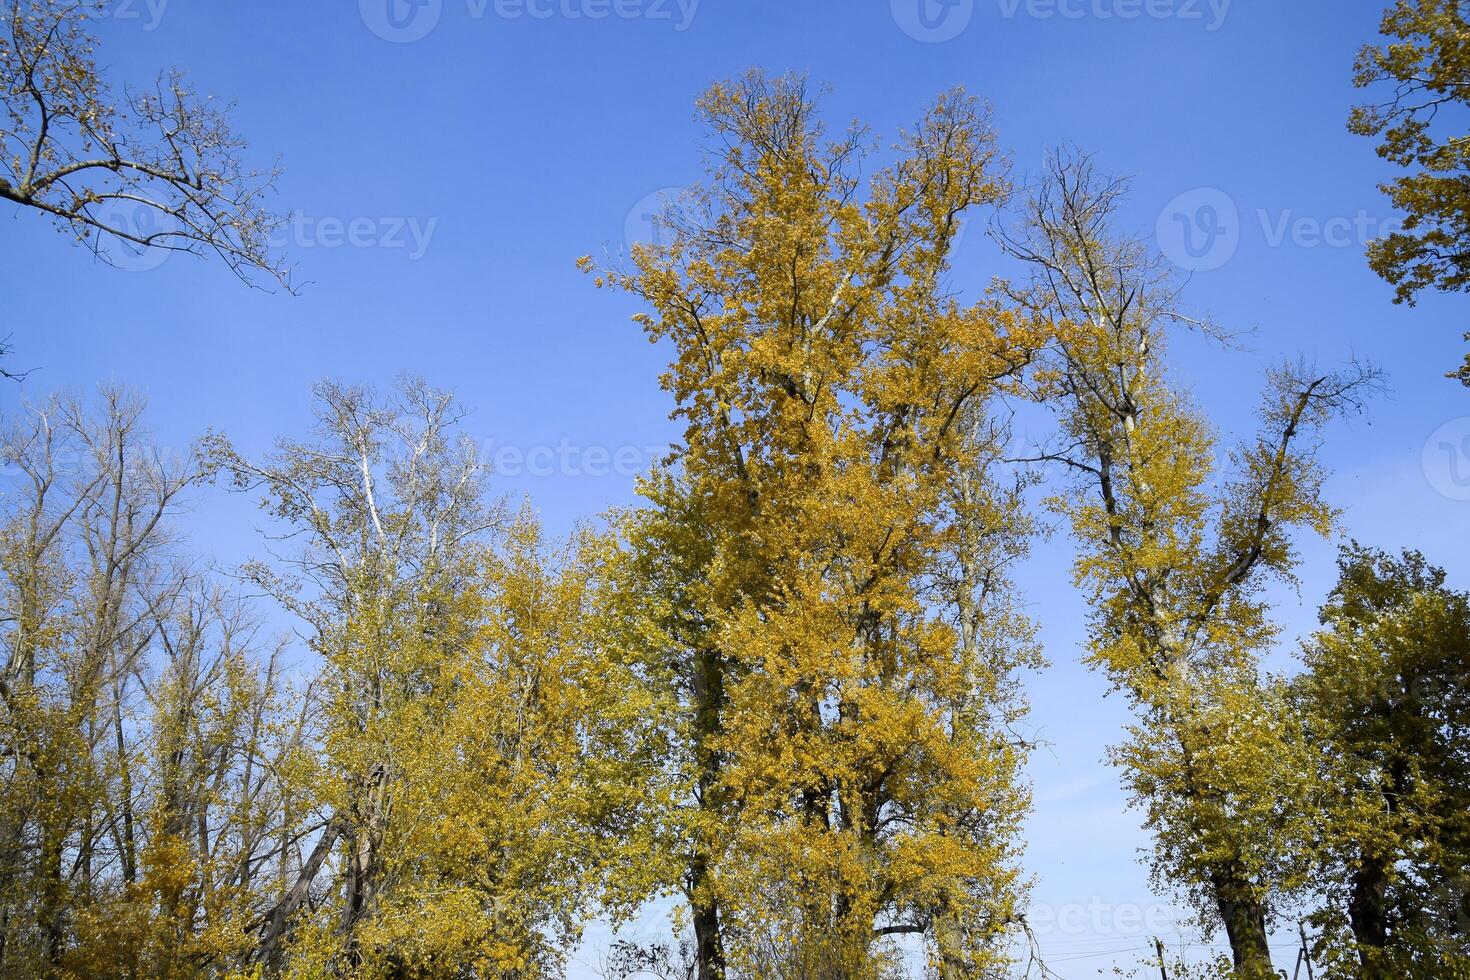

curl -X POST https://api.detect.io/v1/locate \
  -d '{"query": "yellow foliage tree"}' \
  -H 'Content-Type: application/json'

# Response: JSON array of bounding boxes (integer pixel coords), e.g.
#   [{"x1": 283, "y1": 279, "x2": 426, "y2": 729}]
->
[
  {"x1": 216, "y1": 379, "x2": 659, "y2": 978},
  {"x1": 594, "y1": 72, "x2": 1044, "y2": 979},
  {"x1": 0, "y1": 391, "x2": 301, "y2": 979},
  {"x1": 997, "y1": 153, "x2": 1379, "y2": 979},
  {"x1": 1352, "y1": 0, "x2": 1470, "y2": 382}
]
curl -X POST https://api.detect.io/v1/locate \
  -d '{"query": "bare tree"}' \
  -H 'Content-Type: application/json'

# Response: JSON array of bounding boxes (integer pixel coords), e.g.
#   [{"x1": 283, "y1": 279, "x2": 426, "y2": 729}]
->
[{"x1": 0, "y1": 0, "x2": 291, "y2": 288}]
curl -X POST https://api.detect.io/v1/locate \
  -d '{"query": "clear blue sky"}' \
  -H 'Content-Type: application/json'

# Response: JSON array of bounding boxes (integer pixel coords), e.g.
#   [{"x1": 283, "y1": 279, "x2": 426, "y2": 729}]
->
[{"x1": 4, "y1": 0, "x2": 1469, "y2": 974}]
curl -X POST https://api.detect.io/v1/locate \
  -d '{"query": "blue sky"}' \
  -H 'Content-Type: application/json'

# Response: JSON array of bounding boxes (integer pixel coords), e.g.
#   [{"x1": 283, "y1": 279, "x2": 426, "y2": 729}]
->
[{"x1": 5, "y1": 0, "x2": 1470, "y2": 974}]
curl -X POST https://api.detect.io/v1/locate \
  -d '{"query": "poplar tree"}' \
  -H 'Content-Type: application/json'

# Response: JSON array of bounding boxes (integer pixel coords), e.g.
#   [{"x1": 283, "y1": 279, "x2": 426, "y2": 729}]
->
[
  {"x1": 998, "y1": 153, "x2": 1379, "y2": 979},
  {"x1": 594, "y1": 72, "x2": 1043, "y2": 979},
  {"x1": 215, "y1": 379, "x2": 657, "y2": 977},
  {"x1": 0, "y1": 390, "x2": 300, "y2": 977}
]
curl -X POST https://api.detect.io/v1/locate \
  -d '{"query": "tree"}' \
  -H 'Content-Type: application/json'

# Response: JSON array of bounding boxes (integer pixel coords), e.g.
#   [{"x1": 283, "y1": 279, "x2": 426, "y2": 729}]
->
[
  {"x1": 593, "y1": 72, "x2": 1043, "y2": 979},
  {"x1": 68, "y1": 584, "x2": 302, "y2": 980},
  {"x1": 0, "y1": 389, "x2": 301, "y2": 977},
  {"x1": 215, "y1": 378, "x2": 657, "y2": 977},
  {"x1": 0, "y1": 0, "x2": 290, "y2": 287},
  {"x1": 997, "y1": 152, "x2": 1379, "y2": 979},
  {"x1": 1294, "y1": 544, "x2": 1470, "y2": 979},
  {"x1": 1351, "y1": 0, "x2": 1470, "y2": 383}
]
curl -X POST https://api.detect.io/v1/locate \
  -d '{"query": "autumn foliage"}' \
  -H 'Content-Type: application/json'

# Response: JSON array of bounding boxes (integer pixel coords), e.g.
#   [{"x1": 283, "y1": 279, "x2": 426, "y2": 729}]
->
[{"x1": 1, "y1": 56, "x2": 1468, "y2": 980}]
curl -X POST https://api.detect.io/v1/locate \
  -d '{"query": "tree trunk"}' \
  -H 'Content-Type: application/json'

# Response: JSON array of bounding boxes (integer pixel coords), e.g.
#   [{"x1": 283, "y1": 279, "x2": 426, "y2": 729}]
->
[
  {"x1": 1344, "y1": 745, "x2": 1408, "y2": 977},
  {"x1": 934, "y1": 909, "x2": 969, "y2": 980},
  {"x1": 1348, "y1": 853, "x2": 1391, "y2": 978},
  {"x1": 39, "y1": 821, "x2": 66, "y2": 968},
  {"x1": 691, "y1": 647, "x2": 726, "y2": 980},
  {"x1": 1211, "y1": 872, "x2": 1274, "y2": 979},
  {"x1": 253, "y1": 819, "x2": 342, "y2": 967},
  {"x1": 691, "y1": 861, "x2": 726, "y2": 980}
]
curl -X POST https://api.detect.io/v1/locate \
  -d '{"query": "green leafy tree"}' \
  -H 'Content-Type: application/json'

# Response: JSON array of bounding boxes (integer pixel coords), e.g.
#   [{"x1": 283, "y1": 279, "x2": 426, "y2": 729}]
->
[{"x1": 1294, "y1": 544, "x2": 1470, "y2": 979}]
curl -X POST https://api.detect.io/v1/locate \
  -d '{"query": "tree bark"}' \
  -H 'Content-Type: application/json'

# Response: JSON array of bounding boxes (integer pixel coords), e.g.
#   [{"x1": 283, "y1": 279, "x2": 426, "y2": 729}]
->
[
  {"x1": 253, "y1": 819, "x2": 342, "y2": 967},
  {"x1": 1211, "y1": 871, "x2": 1274, "y2": 979},
  {"x1": 934, "y1": 908, "x2": 969, "y2": 980},
  {"x1": 691, "y1": 859, "x2": 726, "y2": 980},
  {"x1": 691, "y1": 647, "x2": 726, "y2": 980},
  {"x1": 1348, "y1": 855, "x2": 1391, "y2": 979}
]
